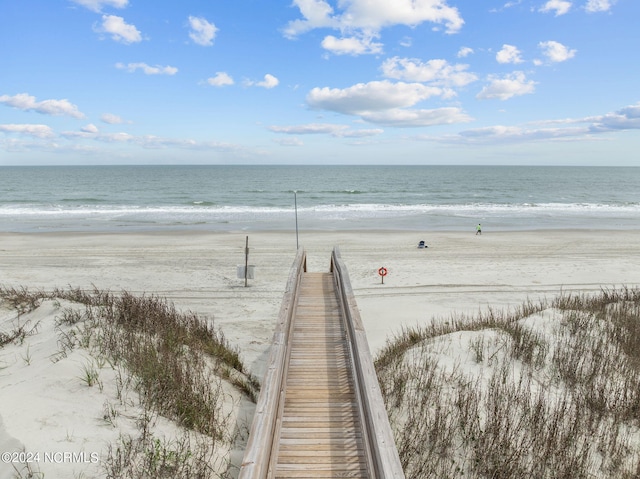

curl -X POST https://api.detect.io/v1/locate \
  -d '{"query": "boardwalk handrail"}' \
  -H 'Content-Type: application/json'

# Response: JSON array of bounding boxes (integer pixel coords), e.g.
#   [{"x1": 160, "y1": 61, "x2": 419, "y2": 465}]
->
[
  {"x1": 331, "y1": 246, "x2": 405, "y2": 479},
  {"x1": 239, "y1": 248, "x2": 306, "y2": 479},
  {"x1": 239, "y1": 247, "x2": 404, "y2": 478}
]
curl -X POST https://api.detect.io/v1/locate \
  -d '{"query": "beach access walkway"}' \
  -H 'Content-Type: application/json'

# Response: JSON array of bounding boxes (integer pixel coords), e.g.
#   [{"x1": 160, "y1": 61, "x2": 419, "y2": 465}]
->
[{"x1": 239, "y1": 247, "x2": 404, "y2": 479}]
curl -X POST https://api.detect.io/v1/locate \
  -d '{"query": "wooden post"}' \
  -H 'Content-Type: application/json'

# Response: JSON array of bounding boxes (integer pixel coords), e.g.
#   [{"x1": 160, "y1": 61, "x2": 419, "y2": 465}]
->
[{"x1": 245, "y1": 235, "x2": 249, "y2": 287}]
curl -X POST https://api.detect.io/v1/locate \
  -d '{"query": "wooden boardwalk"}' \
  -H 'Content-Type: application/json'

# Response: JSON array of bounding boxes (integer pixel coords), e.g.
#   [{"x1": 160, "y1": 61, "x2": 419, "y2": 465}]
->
[
  {"x1": 239, "y1": 248, "x2": 404, "y2": 479},
  {"x1": 274, "y1": 272, "x2": 368, "y2": 477}
]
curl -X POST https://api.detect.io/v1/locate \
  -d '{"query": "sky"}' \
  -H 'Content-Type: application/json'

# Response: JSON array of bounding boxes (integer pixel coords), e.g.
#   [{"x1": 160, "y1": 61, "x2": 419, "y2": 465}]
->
[{"x1": 1, "y1": 0, "x2": 639, "y2": 165}]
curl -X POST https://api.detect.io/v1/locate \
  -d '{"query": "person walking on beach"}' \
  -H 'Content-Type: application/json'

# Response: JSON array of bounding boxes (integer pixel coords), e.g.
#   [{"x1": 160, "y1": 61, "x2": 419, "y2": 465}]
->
[{"x1": 476, "y1": 223, "x2": 482, "y2": 235}]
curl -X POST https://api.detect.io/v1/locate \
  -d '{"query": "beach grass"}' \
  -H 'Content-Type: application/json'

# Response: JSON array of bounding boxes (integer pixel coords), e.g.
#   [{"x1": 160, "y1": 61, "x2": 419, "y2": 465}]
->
[
  {"x1": 375, "y1": 287, "x2": 640, "y2": 478},
  {"x1": 0, "y1": 285, "x2": 259, "y2": 478},
  {"x1": 4, "y1": 280, "x2": 640, "y2": 478}
]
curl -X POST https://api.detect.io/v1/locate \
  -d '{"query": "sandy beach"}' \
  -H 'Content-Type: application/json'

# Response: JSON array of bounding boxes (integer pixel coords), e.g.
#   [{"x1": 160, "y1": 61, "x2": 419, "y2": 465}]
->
[{"x1": 1, "y1": 229, "x2": 640, "y2": 477}]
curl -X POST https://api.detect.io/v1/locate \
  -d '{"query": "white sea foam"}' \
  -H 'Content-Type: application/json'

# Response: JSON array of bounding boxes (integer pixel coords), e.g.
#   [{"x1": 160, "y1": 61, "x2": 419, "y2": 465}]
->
[
  {"x1": 1, "y1": 165, "x2": 638, "y2": 232},
  {"x1": 1, "y1": 201, "x2": 638, "y2": 232}
]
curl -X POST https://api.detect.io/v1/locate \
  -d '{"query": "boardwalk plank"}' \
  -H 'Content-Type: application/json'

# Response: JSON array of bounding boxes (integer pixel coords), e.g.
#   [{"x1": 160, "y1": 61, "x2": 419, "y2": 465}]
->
[{"x1": 273, "y1": 272, "x2": 369, "y2": 478}]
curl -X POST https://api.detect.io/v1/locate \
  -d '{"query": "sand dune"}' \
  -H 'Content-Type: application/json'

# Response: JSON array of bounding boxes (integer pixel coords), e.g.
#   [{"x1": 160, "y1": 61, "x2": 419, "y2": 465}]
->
[{"x1": 1, "y1": 229, "x2": 639, "y2": 478}]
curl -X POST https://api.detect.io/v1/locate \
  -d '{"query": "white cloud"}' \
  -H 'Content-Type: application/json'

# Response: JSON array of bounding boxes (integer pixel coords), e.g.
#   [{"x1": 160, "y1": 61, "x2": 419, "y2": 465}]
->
[
  {"x1": 207, "y1": 72, "x2": 234, "y2": 87},
  {"x1": 188, "y1": 16, "x2": 217, "y2": 46},
  {"x1": 246, "y1": 74, "x2": 280, "y2": 89},
  {"x1": 588, "y1": 102, "x2": 640, "y2": 131},
  {"x1": 307, "y1": 80, "x2": 443, "y2": 114},
  {"x1": 285, "y1": 0, "x2": 464, "y2": 54},
  {"x1": 359, "y1": 107, "x2": 472, "y2": 127},
  {"x1": 438, "y1": 102, "x2": 640, "y2": 145},
  {"x1": 60, "y1": 128, "x2": 242, "y2": 152},
  {"x1": 116, "y1": 62, "x2": 178, "y2": 75},
  {"x1": 489, "y1": 1, "x2": 523, "y2": 12},
  {"x1": 81, "y1": 123, "x2": 99, "y2": 133},
  {"x1": 476, "y1": 71, "x2": 536, "y2": 100},
  {"x1": 269, "y1": 123, "x2": 384, "y2": 137},
  {"x1": 457, "y1": 46, "x2": 474, "y2": 58},
  {"x1": 538, "y1": 40, "x2": 576, "y2": 63},
  {"x1": 273, "y1": 137, "x2": 304, "y2": 146},
  {"x1": 101, "y1": 113, "x2": 125, "y2": 124},
  {"x1": 270, "y1": 123, "x2": 348, "y2": 135},
  {"x1": 454, "y1": 124, "x2": 588, "y2": 143},
  {"x1": 496, "y1": 44, "x2": 524, "y2": 64},
  {"x1": 0, "y1": 124, "x2": 55, "y2": 139},
  {"x1": 585, "y1": 0, "x2": 615, "y2": 13},
  {"x1": 95, "y1": 15, "x2": 141, "y2": 44},
  {"x1": 0, "y1": 93, "x2": 85, "y2": 118},
  {"x1": 283, "y1": 0, "x2": 341, "y2": 37},
  {"x1": 306, "y1": 80, "x2": 472, "y2": 127},
  {"x1": 503, "y1": 1, "x2": 523, "y2": 8},
  {"x1": 539, "y1": 0, "x2": 572, "y2": 16},
  {"x1": 321, "y1": 35, "x2": 383, "y2": 55},
  {"x1": 339, "y1": 128, "x2": 384, "y2": 137},
  {"x1": 70, "y1": 0, "x2": 128, "y2": 12},
  {"x1": 381, "y1": 57, "x2": 477, "y2": 87}
]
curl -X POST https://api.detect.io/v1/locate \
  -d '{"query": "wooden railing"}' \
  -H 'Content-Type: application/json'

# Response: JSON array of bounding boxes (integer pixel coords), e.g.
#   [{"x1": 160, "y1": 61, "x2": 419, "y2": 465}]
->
[
  {"x1": 238, "y1": 247, "x2": 306, "y2": 479},
  {"x1": 330, "y1": 246, "x2": 405, "y2": 479},
  {"x1": 238, "y1": 247, "x2": 404, "y2": 478}
]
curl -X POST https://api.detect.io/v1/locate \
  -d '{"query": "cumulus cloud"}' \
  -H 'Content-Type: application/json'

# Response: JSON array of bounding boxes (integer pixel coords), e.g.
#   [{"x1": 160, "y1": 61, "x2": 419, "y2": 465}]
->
[
  {"x1": 585, "y1": 0, "x2": 615, "y2": 13},
  {"x1": 0, "y1": 124, "x2": 55, "y2": 139},
  {"x1": 381, "y1": 57, "x2": 477, "y2": 88},
  {"x1": 95, "y1": 14, "x2": 142, "y2": 43},
  {"x1": 207, "y1": 72, "x2": 234, "y2": 87},
  {"x1": 496, "y1": 44, "x2": 524, "y2": 64},
  {"x1": 81, "y1": 124, "x2": 99, "y2": 133},
  {"x1": 537, "y1": 40, "x2": 576, "y2": 63},
  {"x1": 70, "y1": 0, "x2": 128, "y2": 12},
  {"x1": 321, "y1": 35, "x2": 383, "y2": 55},
  {"x1": 306, "y1": 80, "x2": 472, "y2": 127},
  {"x1": 285, "y1": 0, "x2": 337, "y2": 36},
  {"x1": 307, "y1": 80, "x2": 444, "y2": 114},
  {"x1": 0, "y1": 93, "x2": 85, "y2": 118},
  {"x1": 284, "y1": 0, "x2": 464, "y2": 54},
  {"x1": 457, "y1": 47, "x2": 474, "y2": 58},
  {"x1": 539, "y1": 0, "x2": 572, "y2": 15},
  {"x1": 188, "y1": 16, "x2": 217, "y2": 46},
  {"x1": 101, "y1": 113, "x2": 125, "y2": 124},
  {"x1": 245, "y1": 74, "x2": 279, "y2": 89},
  {"x1": 476, "y1": 71, "x2": 536, "y2": 100},
  {"x1": 115, "y1": 62, "x2": 178, "y2": 75}
]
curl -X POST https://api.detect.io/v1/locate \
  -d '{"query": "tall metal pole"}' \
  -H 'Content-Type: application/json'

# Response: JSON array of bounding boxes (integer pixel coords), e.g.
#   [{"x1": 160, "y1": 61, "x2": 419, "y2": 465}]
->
[
  {"x1": 294, "y1": 190, "x2": 299, "y2": 250},
  {"x1": 244, "y1": 235, "x2": 249, "y2": 287}
]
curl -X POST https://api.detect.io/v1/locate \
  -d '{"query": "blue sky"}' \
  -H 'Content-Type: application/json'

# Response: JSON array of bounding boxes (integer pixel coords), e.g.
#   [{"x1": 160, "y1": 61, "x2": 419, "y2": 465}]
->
[{"x1": 1, "y1": 0, "x2": 639, "y2": 165}]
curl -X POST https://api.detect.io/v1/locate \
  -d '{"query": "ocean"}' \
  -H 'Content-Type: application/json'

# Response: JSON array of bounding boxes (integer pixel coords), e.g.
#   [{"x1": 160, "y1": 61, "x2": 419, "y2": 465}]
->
[{"x1": 0, "y1": 165, "x2": 638, "y2": 233}]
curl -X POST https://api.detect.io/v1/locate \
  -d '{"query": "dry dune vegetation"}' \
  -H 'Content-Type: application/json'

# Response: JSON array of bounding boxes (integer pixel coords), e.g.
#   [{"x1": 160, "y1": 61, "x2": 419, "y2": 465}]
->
[
  {"x1": 376, "y1": 287, "x2": 640, "y2": 479},
  {"x1": 0, "y1": 286, "x2": 258, "y2": 479},
  {"x1": 3, "y1": 284, "x2": 640, "y2": 478}
]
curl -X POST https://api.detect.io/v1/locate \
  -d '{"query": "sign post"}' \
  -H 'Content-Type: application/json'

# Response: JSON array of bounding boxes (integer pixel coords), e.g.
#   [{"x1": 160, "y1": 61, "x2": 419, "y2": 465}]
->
[{"x1": 378, "y1": 267, "x2": 388, "y2": 284}]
